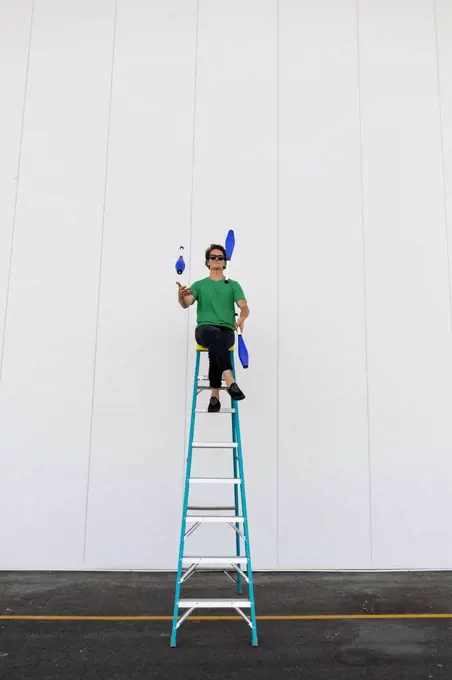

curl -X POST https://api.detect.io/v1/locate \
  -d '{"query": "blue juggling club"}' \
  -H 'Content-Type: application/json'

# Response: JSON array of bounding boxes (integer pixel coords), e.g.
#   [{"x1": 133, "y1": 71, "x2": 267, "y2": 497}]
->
[
  {"x1": 224, "y1": 229, "x2": 235, "y2": 284},
  {"x1": 175, "y1": 246, "x2": 185, "y2": 276},
  {"x1": 237, "y1": 333, "x2": 249, "y2": 369}
]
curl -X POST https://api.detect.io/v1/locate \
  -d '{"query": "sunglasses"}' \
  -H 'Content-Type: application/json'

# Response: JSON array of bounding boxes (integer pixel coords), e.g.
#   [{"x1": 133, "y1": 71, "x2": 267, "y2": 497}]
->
[{"x1": 209, "y1": 255, "x2": 225, "y2": 261}]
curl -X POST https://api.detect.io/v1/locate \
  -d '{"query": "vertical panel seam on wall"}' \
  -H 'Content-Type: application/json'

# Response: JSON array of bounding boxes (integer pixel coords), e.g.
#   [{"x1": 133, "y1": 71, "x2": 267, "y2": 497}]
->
[
  {"x1": 182, "y1": 0, "x2": 200, "y2": 482},
  {"x1": 0, "y1": 0, "x2": 35, "y2": 385},
  {"x1": 433, "y1": 0, "x2": 452, "y2": 332},
  {"x1": 276, "y1": 0, "x2": 280, "y2": 565},
  {"x1": 83, "y1": 0, "x2": 118, "y2": 565},
  {"x1": 356, "y1": 0, "x2": 373, "y2": 566}
]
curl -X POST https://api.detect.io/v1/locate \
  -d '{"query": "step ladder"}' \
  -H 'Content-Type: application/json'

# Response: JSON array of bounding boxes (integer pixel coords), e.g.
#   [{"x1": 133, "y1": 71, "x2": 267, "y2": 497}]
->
[{"x1": 170, "y1": 344, "x2": 258, "y2": 647}]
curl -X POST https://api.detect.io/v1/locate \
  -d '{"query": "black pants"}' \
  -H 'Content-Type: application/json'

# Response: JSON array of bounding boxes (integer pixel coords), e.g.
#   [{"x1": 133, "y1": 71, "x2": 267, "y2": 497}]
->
[{"x1": 195, "y1": 324, "x2": 235, "y2": 389}]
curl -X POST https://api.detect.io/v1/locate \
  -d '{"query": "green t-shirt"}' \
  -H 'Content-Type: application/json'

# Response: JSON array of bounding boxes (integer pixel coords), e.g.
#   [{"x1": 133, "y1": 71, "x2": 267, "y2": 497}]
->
[{"x1": 190, "y1": 277, "x2": 246, "y2": 330}]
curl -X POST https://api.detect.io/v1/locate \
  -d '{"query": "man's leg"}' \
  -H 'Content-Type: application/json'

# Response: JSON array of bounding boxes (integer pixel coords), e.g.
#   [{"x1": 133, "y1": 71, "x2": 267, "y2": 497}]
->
[
  {"x1": 196, "y1": 325, "x2": 226, "y2": 391},
  {"x1": 195, "y1": 326, "x2": 223, "y2": 411},
  {"x1": 216, "y1": 329, "x2": 245, "y2": 400},
  {"x1": 208, "y1": 352, "x2": 222, "y2": 397}
]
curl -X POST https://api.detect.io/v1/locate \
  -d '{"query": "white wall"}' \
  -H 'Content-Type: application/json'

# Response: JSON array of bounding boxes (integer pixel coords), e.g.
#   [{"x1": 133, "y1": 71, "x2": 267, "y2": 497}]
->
[{"x1": 1, "y1": 0, "x2": 452, "y2": 570}]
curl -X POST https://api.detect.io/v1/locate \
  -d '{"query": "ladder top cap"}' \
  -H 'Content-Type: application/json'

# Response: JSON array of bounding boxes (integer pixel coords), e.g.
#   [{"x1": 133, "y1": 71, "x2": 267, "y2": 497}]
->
[{"x1": 196, "y1": 344, "x2": 234, "y2": 352}]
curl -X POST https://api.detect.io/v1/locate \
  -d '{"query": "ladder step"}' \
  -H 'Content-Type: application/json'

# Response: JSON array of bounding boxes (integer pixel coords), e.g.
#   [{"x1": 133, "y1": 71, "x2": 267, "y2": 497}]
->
[
  {"x1": 198, "y1": 385, "x2": 228, "y2": 391},
  {"x1": 198, "y1": 376, "x2": 227, "y2": 385},
  {"x1": 195, "y1": 408, "x2": 235, "y2": 414},
  {"x1": 186, "y1": 516, "x2": 244, "y2": 523},
  {"x1": 179, "y1": 599, "x2": 251, "y2": 609},
  {"x1": 182, "y1": 557, "x2": 248, "y2": 565},
  {"x1": 189, "y1": 478, "x2": 241, "y2": 485},
  {"x1": 192, "y1": 442, "x2": 238, "y2": 449},
  {"x1": 188, "y1": 506, "x2": 236, "y2": 511}
]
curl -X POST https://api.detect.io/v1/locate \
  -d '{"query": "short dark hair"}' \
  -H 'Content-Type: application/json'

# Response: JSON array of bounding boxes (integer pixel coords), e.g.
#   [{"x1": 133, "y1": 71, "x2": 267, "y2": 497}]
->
[{"x1": 205, "y1": 243, "x2": 227, "y2": 267}]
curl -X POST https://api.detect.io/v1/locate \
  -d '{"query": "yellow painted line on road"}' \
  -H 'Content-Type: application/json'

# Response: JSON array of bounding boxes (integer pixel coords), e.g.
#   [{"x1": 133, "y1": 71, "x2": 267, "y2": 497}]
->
[{"x1": 1, "y1": 613, "x2": 452, "y2": 621}]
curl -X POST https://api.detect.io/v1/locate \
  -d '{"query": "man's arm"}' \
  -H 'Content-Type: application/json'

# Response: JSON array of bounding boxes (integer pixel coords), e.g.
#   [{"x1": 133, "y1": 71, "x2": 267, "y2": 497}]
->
[
  {"x1": 235, "y1": 299, "x2": 249, "y2": 331},
  {"x1": 176, "y1": 282, "x2": 195, "y2": 308}
]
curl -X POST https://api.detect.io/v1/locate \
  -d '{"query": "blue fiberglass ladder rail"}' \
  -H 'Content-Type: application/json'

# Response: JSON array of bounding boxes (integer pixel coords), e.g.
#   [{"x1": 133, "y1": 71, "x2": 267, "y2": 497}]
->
[{"x1": 171, "y1": 345, "x2": 258, "y2": 647}]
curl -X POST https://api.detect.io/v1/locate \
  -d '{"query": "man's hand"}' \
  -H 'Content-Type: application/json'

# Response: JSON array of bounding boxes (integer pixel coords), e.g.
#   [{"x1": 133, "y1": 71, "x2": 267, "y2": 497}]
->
[
  {"x1": 176, "y1": 282, "x2": 194, "y2": 308},
  {"x1": 235, "y1": 317, "x2": 245, "y2": 333},
  {"x1": 176, "y1": 282, "x2": 192, "y2": 299}
]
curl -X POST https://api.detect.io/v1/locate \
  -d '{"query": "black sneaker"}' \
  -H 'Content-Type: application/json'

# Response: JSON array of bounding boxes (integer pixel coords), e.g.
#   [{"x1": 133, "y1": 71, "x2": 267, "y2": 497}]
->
[
  {"x1": 208, "y1": 397, "x2": 221, "y2": 413},
  {"x1": 227, "y1": 383, "x2": 245, "y2": 401}
]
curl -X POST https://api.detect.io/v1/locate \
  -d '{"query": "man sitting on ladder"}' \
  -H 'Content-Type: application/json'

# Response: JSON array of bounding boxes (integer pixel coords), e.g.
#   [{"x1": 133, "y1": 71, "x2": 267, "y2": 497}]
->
[{"x1": 176, "y1": 243, "x2": 249, "y2": 411}]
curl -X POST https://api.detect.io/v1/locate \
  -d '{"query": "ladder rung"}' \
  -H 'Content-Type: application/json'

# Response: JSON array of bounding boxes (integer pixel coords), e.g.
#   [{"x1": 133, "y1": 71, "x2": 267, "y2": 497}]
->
[
  {"x1": 192, "y1": 442, "x2": 238, "y2": 449},
  {"x1": 189, "y1": 478, "x2": 241, "y2": 484},
  {"x1": 186, "y1": 516, "x2": 244, "y2": 523},
  {"x1": 188, "y1": 506, "x2": 236, "y2": 511},
  {"x1": 182, "y1": 557, "x2": 248, "y2": 565},
  {"x1": 195, "y1": 408, "x2": 235, "y2": 414},
  {"x1": 179, "y1": 599, "x2": 251, "y2": 609}
]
